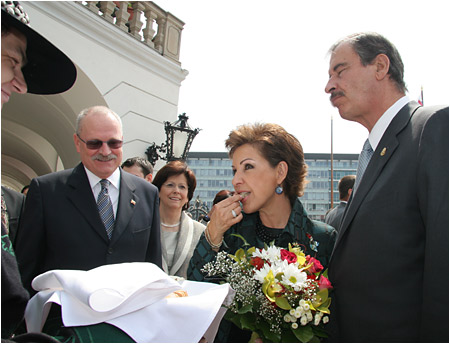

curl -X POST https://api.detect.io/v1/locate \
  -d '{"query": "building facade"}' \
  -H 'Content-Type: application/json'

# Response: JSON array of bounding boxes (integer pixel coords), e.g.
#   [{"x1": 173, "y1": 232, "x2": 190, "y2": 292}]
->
[
  {"x1": 2, "y1": 1, "x2": 187, "y2": 191},
  {"x1": 186, "y1": 152, "x2": 358, "y2": 221}
]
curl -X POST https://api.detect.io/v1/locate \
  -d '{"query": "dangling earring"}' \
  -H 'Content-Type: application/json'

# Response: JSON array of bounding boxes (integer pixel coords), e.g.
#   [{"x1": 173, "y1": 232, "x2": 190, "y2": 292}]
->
[{"x1": 275, "y1": 185, "x2": 283, "y2": 195}]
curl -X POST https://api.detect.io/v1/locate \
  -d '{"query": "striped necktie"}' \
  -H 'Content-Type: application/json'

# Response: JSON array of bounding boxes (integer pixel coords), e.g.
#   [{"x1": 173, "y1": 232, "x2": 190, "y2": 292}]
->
[
  {"x1": 353, "y1": 139, "x2": 374, "y2": 193},
  {"x1": 97, "y1": 179, "x2": 115, "y2": 239}
]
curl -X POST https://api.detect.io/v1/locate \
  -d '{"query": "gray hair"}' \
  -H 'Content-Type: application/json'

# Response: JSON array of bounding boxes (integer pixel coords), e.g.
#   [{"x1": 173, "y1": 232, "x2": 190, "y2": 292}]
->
[
  {"x1": 75, "y1": 106, "x2": 122, "y2": 136},
  {"x1": 329, "y1": 32, "x2": 407, "y2": 93}
]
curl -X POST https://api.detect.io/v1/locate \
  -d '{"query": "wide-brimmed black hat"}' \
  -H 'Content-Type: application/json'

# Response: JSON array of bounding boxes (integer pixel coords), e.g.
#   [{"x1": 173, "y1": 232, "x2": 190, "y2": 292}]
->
[{"x1": 1, "y1": 1, "x2": 77, "y2": 94}]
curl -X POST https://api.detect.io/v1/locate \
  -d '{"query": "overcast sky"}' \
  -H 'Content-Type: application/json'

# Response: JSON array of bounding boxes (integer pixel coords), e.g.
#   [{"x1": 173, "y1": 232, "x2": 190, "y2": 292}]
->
[{"x1": 155, "y1": 0, "x2": 449, "y2": 154}]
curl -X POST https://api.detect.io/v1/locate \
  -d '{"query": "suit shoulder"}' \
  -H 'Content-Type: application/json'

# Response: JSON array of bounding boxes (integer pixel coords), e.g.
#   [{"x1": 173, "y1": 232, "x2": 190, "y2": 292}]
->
[
  {"x1": 33, "y1": 168, "x2": 74, "y2": 184},
  {"x1": 1, "y1": 186, "x2": 24, "y2": 201},
  {"x1": 412, "y1": 105, "x2": 448, "y2": 123}
]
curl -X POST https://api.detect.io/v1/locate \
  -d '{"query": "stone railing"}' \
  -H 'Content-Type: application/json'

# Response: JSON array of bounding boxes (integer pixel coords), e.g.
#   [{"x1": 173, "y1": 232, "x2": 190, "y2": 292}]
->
[{"x1": 80, "y1": 1, "x2": 184, "y2": 64}]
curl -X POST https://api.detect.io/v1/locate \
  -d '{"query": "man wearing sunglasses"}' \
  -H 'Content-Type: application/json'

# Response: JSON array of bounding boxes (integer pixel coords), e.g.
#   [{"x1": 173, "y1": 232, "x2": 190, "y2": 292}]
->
[{"x1": 15, "y1": 106, "x2": 163, "y2": 295}]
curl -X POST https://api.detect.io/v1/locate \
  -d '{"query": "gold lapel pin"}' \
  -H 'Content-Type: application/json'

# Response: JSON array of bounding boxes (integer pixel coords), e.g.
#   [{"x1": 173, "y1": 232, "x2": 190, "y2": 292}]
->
[
  {"x1": 380, "y1": 147, "x2": 387, "y2": 156},
  {"x1": 131, "y1": 199, "x2": 136, "y2": 205}
]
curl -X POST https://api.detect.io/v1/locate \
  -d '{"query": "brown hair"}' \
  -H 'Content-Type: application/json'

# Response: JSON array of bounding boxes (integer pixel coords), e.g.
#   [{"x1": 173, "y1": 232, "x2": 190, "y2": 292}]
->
[
  {"x1": 225, "y1": 123, "x2": 308, "y2": 204},
  {"x1": 152, "y1": 160, "x2": 197, "y2": 210},
  {"x1": 213, "y1": 190, "x2": 234, "y2": 205}
]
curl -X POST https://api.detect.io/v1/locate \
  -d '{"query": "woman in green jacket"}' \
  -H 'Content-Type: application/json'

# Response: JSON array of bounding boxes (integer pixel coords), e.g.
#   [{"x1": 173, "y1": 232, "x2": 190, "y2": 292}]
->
[{"x1": 187, "y1": 122, "x2": 336, "y2": 342}]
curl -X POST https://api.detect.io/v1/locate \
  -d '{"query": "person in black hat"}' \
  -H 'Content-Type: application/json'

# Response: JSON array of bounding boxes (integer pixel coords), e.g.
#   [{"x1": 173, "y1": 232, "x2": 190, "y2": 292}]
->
[
  {"x1": 1, "y1": 0, "x2": 77, "y2": 107},
  {"x1": 1, "y1": 1, "x2": 76, "y2": 341}
]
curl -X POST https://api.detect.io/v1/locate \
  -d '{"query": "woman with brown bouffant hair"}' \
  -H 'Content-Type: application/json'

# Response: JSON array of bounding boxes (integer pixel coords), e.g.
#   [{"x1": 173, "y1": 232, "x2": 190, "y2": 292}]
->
[
  {"x1": 153, "y1": 160, "x2": 205, "y2": 279},
  {"x1": 187, "y1": 123, "x2": 337, "y2": 342}
]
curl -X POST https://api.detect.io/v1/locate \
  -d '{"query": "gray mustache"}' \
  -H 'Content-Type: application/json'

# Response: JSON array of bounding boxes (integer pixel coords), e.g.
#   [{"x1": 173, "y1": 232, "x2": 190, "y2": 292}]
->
[
  {"x1": 330, "y1": 91, "x2": 345, "y2": 101},
  {"x1": 92, "y1": 154, "x2": 117, "y2": 161}
]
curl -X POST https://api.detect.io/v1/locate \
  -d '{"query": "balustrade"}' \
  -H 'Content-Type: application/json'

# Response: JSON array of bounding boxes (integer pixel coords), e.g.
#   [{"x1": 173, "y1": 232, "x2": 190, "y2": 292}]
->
[{"x1": 81, "y1": 1, "x2": 184, "y2": 64}]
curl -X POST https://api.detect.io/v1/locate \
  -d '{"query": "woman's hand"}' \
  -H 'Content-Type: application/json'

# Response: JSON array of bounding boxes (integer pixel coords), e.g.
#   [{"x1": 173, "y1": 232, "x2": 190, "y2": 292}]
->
[{"x1": 206, "y1": 194, "x2": 243, "y2": 246}]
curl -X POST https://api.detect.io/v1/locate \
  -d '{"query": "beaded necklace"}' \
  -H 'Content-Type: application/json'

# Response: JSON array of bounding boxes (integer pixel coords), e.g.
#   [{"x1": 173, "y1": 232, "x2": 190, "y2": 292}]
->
[{"x1": 255, "y1": 215, "x2": 283, "y2": 244}]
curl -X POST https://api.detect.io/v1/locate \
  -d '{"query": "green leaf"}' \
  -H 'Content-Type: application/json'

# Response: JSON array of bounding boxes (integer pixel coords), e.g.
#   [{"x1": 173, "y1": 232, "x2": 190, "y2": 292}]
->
[
  {"x1": 230, "y1": 233, "x2": 250, "y2": 247},
  {"x1": 275, "y1": 296, "x2": 292, "y2": 310},
  {"x1": 237, "y1": 304, "x2": 253, "y2": 314},
  {"x1": 280, "y1": 329, "x2": 298, "y2": 342},
  {"x1": 259, "y1": 320, "x2": 281, "y2": 342},
  {"x1": 292, "y1": 325, "x2": 314, "y2": 343},
  {"x1": 234, "y1": 248, "x2": 245, "y2": 262},
  {"x1": 239, "y1": 312, "x2": 257, "y2": 332}
]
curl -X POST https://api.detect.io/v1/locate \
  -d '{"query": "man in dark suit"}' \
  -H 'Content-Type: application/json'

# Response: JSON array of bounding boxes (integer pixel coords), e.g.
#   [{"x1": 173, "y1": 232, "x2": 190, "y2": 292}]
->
[
  {"x1": 325, "y1": 32, "x2": 448, "y2": 342},
  {"x1": 15, "y1": 106, "x2": 162, "y2": 294},
  {"x1": 324, "y1": 175, "x2": 355, "y2": 232}
]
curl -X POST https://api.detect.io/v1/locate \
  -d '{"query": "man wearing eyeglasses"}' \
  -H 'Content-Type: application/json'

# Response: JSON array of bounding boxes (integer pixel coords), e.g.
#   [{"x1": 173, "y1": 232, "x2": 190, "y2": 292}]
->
[{"x1": 15, "y1": 106, "x2": 163, "y2": 294}]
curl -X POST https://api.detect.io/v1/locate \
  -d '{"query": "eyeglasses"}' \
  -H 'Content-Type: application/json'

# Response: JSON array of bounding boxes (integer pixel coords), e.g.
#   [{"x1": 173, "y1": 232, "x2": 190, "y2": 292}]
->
[
  {"x1": 77, "y1": 134, "x2": 123, "y2": 150},
  {"x1": 162, "y1": 182, "x2": 188, "y2": 191}
]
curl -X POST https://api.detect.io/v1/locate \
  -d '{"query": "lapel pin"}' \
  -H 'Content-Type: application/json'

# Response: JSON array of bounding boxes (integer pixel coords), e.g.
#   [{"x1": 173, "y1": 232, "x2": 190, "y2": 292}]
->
[
  {"x1": 380, "y1": 147, "x2": 387, "y2": 156},
  {"x1": 131, "y1": 199, "x2": 136, "y2": 205}
]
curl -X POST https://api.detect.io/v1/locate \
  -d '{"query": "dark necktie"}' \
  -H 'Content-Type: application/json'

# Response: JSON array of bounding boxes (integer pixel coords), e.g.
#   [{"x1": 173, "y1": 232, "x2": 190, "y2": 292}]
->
[
  {"x1": 353, "y1": 139, "x2": 374, "y2": 193},
  {"x1": 97, "y1": 179, "x2": 114, "y2": 239}
]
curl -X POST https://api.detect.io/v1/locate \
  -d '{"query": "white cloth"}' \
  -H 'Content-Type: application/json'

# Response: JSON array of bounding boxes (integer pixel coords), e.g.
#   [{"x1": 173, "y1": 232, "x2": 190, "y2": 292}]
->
[{"x1": 25, "y1": 262, "x2": 234, "y2": 343}]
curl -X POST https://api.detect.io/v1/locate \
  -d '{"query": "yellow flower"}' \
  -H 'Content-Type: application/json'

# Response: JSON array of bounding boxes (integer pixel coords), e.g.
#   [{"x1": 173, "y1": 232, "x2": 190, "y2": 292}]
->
[
  {"x1": 312, "y1": 288, "x2": 331, "y2": 314},
  {"x1": 262, "y1": 270, "x2": 282, "y2": 302}
]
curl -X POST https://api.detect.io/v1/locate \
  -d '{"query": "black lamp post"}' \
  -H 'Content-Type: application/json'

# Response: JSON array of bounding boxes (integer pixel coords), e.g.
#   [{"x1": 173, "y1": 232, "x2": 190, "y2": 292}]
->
[
  {"x1": 186, "y1": 195, "x2": 210, "y2": 222},
  {"x1": 145, "y1": 113, "x2": 200, "y2": 166}
]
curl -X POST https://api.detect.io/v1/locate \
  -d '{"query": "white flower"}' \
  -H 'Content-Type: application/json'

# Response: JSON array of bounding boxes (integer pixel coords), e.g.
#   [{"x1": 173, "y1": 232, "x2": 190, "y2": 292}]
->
[
  {"x1": 253, "y1": 263, "x2": 272, "y2": 283},
  {"x1": 281, "y1": 263, "x2": 307, "y2": 290},
  {"x1": 294, "y1": 309, "x2": 302, "y2": 318},
  {"x1": 314, "y1": 312, "x2": 323, "y2": 326},
  {"x1": 253, "y1": 245, "x2": 280, "y2": 262},
  {"x1": 302, "y1": 302, "x2": 310, "y2": 311},
  {"x1": 306, "y1": 311, "x2": 313, "y2": 322},
  {"x1": 323, "y1": 316, "x2": 329, "y2": 324},
  {"x1": 291, "y1": 322, "x2": 298, "y2": 330},
  {"x1": 300, "y1": 315, "x2": 308, "y2": 326},
  {"x1": 284, "y1": 314, "x2": 292, "y2": 323}
]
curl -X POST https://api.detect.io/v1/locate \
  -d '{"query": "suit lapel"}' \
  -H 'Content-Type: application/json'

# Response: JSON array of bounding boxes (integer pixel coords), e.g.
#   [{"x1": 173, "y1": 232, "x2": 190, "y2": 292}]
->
[
  {"x1": 66, "y1": 163, "x2": 109, "y2": 243},
  {"x1": 334, "y1": 102, "x2": 420, "y2": 251},
  {"x1": 111, "y1": 170, "x2": 139, "y2": 244}
]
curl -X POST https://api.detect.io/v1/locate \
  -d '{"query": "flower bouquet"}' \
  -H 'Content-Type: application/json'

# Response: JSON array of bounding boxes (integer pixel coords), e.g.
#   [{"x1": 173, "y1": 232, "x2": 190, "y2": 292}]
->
[{"x1": 202, "y1": 235, "x2": 332, "y2": 342}]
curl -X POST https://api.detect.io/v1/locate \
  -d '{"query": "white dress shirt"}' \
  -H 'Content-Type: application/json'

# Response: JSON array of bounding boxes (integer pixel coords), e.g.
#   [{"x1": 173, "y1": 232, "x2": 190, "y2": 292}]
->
[
  {"x1": 368, "y1": 95, "x2": 410, "y2": 151},
  {"x1": 85, "y1": 167, "x2": 121, "y2": 217}
]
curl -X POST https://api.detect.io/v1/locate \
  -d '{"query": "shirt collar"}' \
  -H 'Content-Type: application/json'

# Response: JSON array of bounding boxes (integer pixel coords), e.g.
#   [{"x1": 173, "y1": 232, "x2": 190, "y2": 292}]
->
[
  {"x1": 368, "y1": 95, "x2": 410, "y2": 150},
  {"x1": 84, "y1": 166, "x2": 121, "y2": 190}
]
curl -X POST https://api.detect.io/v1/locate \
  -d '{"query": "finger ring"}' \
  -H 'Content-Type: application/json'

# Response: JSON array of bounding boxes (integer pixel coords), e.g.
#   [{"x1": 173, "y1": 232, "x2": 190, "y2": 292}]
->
[{"x1": 231, "y1": 209, "x2": 237, "y2": 218}]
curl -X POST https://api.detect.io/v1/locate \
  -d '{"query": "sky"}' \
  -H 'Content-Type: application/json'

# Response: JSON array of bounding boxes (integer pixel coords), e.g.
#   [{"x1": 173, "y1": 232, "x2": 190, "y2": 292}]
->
[{"x1": 155, "y1": 0, "x2": 449, "y2": 154}]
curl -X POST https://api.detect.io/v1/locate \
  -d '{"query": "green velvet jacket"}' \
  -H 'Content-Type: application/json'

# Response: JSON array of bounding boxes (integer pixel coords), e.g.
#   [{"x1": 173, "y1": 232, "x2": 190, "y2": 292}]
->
[{"x1": 187, "y1": 197, "x2": 337, "y2": 282}]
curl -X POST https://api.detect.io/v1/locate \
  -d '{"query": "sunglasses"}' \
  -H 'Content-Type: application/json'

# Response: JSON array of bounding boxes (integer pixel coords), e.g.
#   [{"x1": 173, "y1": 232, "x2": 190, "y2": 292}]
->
[{"x1": 77, "y1": 134, "x2": 123, "y2": 150}]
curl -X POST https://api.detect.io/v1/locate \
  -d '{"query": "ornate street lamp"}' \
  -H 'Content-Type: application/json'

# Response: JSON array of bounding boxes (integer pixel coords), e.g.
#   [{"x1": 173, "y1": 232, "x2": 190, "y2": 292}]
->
[
  {"x1": 186, "y1": 196, "x2": 210, "y2": 222},
  {"x1": 145, "y1": 113, "x2": 200, "y2": 166}
]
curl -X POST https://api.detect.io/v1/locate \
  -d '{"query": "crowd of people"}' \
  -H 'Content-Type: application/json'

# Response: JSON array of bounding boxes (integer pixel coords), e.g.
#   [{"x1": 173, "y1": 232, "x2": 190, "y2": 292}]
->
[{"x1": 1, "y1": 1, "x2": 448, "y2": 343}]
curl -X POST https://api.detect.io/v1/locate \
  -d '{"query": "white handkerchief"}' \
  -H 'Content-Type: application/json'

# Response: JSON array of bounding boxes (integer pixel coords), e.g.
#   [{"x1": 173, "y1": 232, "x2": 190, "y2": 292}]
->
[
  {"x1": 28, "y1": 263, "x2": 182, "y2": 327},
  {"x1": 25, "y1": 262, "x2": 236, "y2": 342}
]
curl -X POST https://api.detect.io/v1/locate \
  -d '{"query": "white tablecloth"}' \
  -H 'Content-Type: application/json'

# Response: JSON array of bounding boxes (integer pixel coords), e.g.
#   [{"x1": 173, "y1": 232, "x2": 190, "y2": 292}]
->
[{"x1": 25, "y1": 262, "x2": 235, "y2": 342}]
